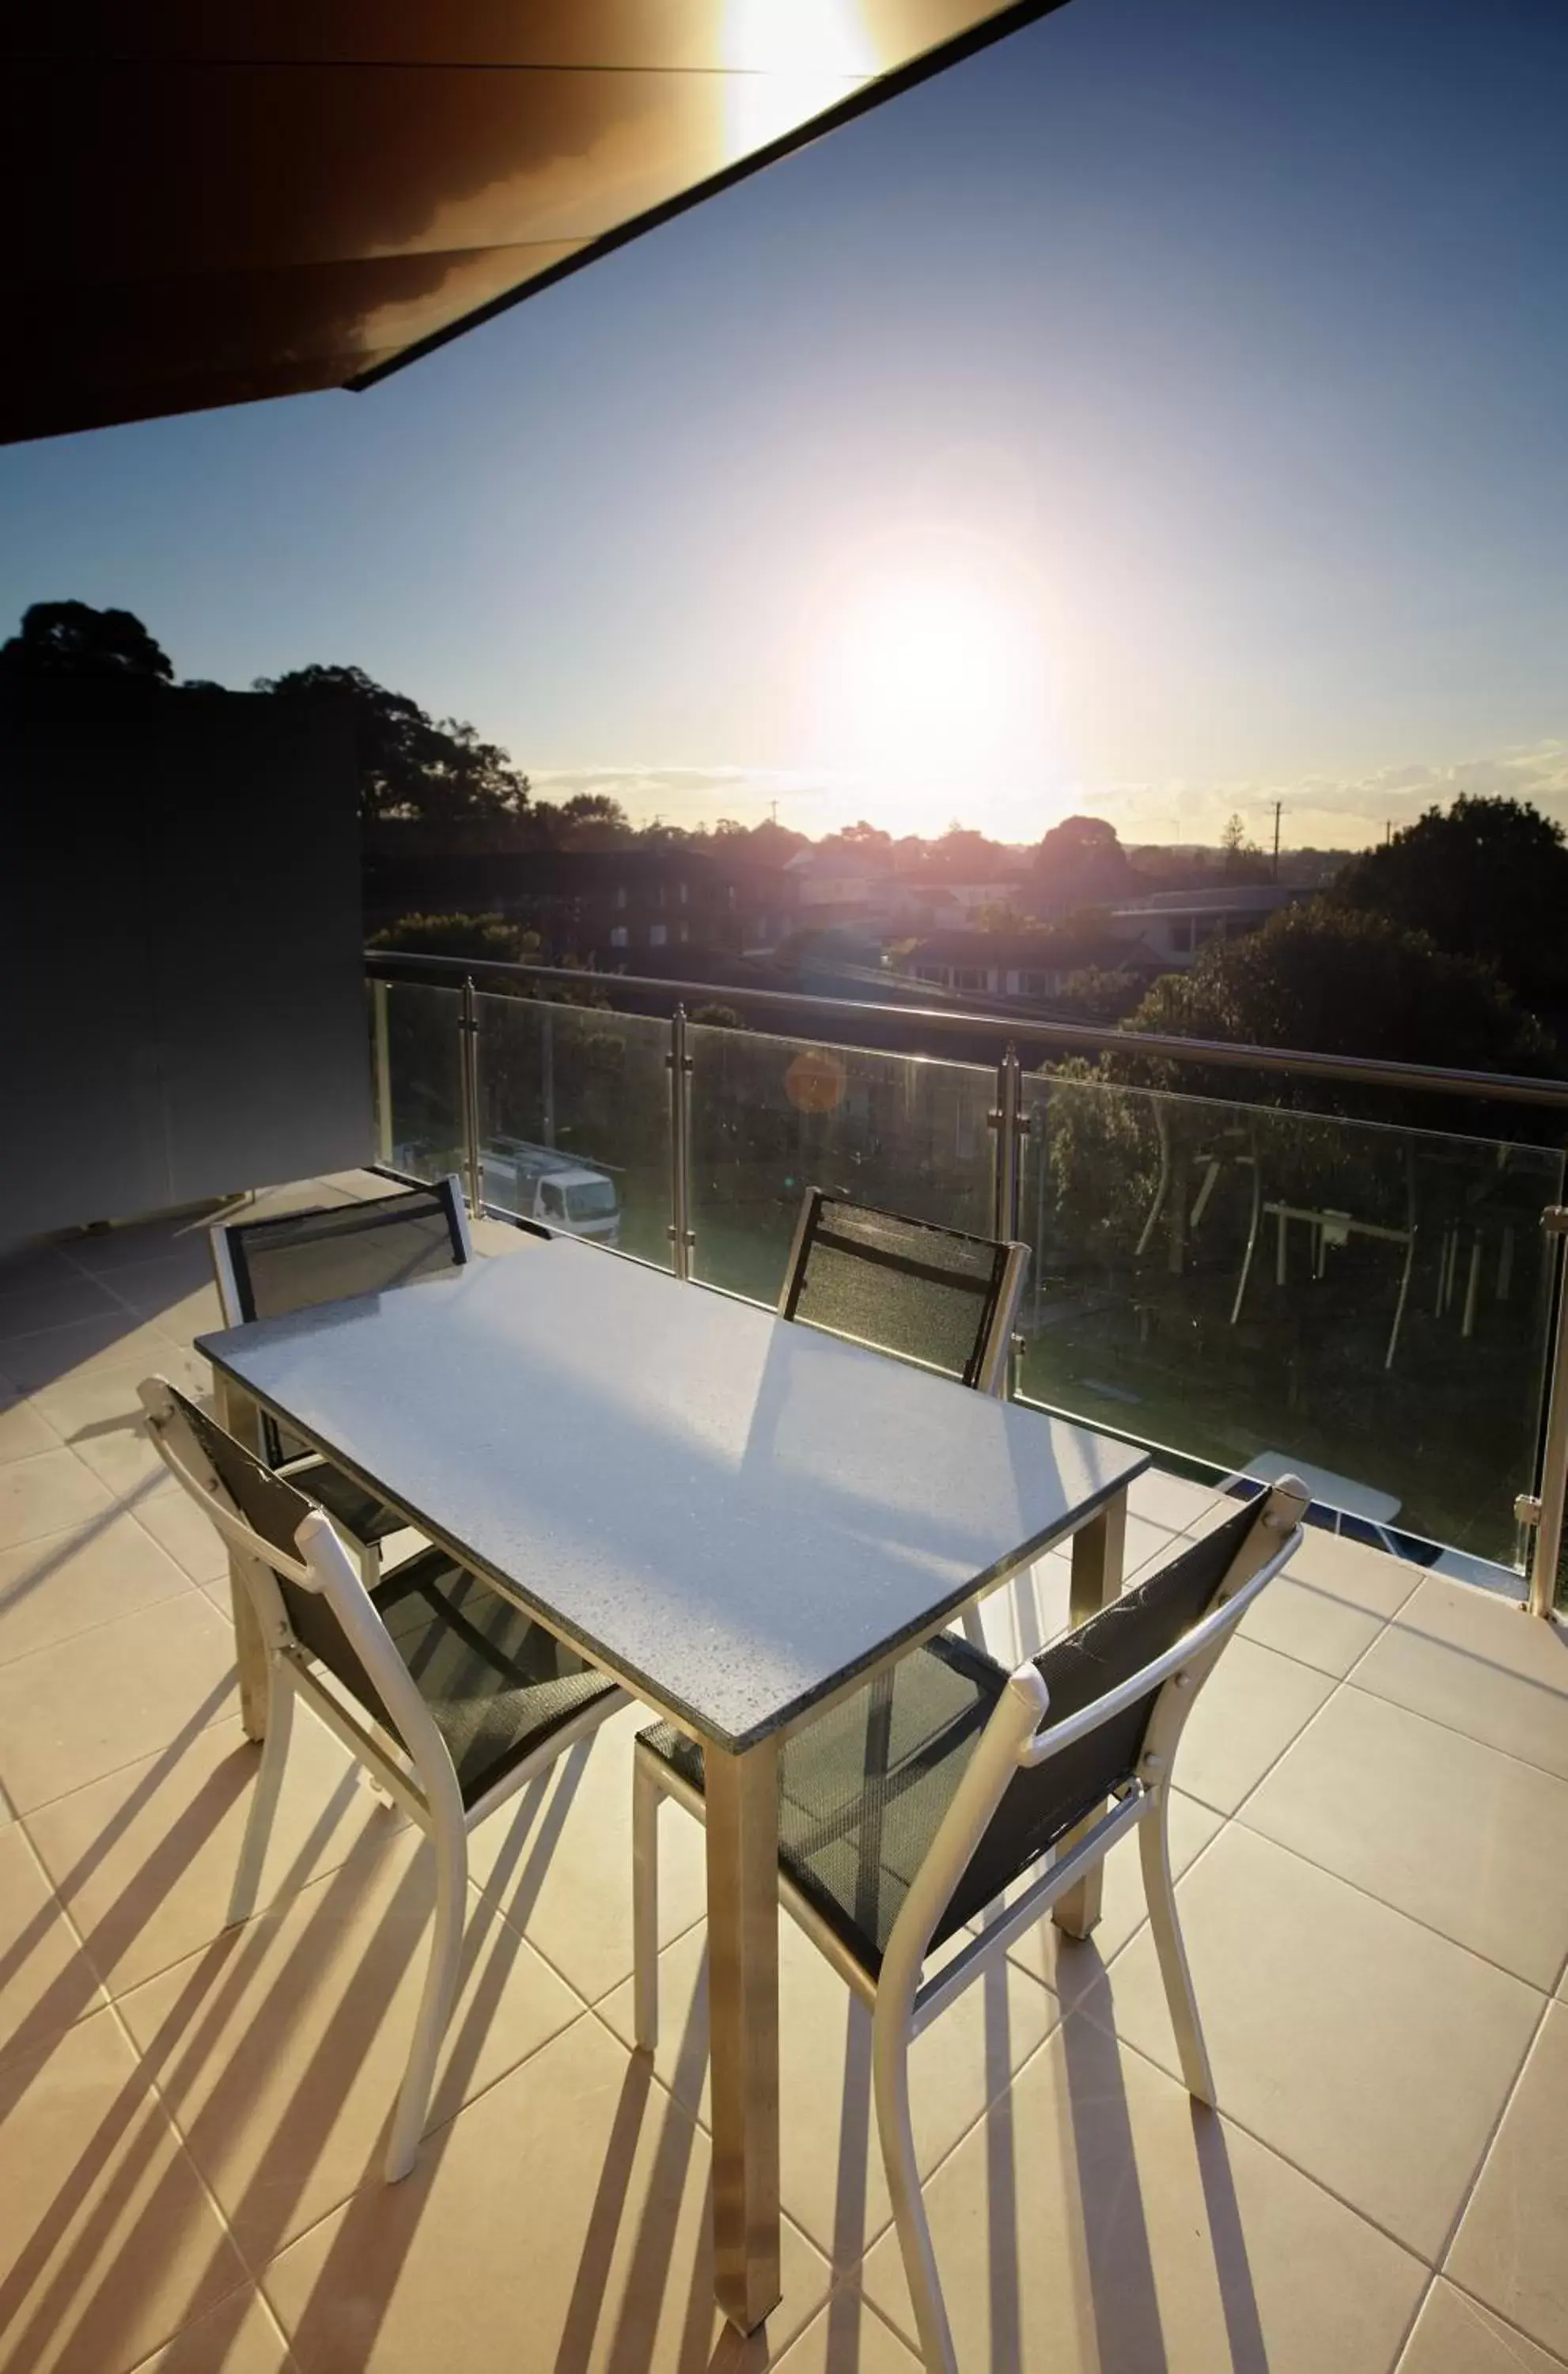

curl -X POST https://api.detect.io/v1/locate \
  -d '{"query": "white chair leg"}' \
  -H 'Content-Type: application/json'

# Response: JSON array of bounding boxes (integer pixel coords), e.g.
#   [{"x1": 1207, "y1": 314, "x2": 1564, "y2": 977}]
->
[
  {"x1": 226, "y1": 1663, "x2": 294, "y2": 1927},
  {"x1": 960, "y1": 1603, "x2": 987, "y2": 1653},
  {"x1": 1138, "y1": 1792, "x2": 1214, "y2": 2105},
  {"x1": 873, "y1": 1986, "x2": 956, "y2": 2374},
  {"x1": 358, "y1": 1537, "x2": 382, "y2": 1594},
  {"x1": 384, "y1": 1822, "x2": 467, "y2": 2182},
  {"x1": 631, "y1": 1751, "x2": 661, "y2": 2050}
]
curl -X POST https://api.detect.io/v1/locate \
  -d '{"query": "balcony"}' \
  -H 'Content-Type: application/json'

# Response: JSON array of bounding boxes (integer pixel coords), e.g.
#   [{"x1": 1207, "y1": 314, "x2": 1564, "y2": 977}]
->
[{"x1": 2, "y1": 1002, "x2": 1566, "y2": 2368}]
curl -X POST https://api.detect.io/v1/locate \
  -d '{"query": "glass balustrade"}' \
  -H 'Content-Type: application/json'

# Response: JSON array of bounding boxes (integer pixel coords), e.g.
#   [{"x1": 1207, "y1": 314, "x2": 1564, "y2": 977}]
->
[{"x1": 374, "y1": 975, "x2": 1566, "y2": 1587}]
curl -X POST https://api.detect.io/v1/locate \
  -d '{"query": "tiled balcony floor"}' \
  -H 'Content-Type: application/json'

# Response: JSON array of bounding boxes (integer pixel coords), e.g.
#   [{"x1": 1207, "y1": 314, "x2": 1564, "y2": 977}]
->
[{"x1": 2, "y1": 1178, "x2": 1567, "y2": 2373}]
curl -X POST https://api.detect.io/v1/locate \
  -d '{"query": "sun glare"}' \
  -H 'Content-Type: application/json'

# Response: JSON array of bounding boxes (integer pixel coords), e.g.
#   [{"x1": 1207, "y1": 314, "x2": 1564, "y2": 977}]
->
[{"x1": 819, "y1": 573, "x2": 1043, "y2": 819}]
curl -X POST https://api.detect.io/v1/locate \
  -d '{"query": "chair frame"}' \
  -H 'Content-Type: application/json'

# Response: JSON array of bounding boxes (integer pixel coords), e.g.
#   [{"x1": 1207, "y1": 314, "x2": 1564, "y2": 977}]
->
[
  {"x1": 632, "y1": 1477, "x2": 1306, "y2": 2373},
  {"x1": 140, "y1": 1375, "x2": 626, "y2": 2182},
  {"x1": 208, "y1": 1174, "x2": 473, "y2": 1587},
  {"x1": 778, "y1": 1187, "x2": 1028, "y2": 1401}
]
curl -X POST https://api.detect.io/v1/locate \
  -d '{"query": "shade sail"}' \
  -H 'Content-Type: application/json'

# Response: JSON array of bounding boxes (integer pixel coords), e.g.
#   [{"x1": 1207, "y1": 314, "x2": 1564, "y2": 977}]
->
[{"x1": 5, "y1": 2, "x2": 1065, "y2": 446}]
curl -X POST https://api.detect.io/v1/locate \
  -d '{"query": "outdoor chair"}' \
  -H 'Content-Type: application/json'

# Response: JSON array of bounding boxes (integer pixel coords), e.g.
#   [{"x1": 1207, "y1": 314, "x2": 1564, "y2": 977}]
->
[
  {"x1": 210, "y1": 1175, "x2": 472, "y2": 1586},
  {"x1": 140, "y1": 1374, "x2": 627, "y2": 2181},
  {"x1": 778, "y1": 1188, "x2": 1028, "y2": 1397},
  {"x1": 781, "y1": 1189, "x2": 1028, "y2": 1653},
  {"x1": 632, "y1": 1479, "x2": 1307, "y2": 2374}
]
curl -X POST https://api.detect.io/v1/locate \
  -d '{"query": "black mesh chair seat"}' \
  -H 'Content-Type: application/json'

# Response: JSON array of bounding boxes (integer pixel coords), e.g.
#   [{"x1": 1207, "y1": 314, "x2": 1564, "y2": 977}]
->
[
  {"x1": 174, "y1": 1382, "x2": 618, "y2": 1811},
  {"x1": 282, "y1": 1457, "x2": 408, "y2": 1547},
  {"x1": 638, "y1": 1507, "x2": 1253, "y2": 1981},
  {"x1": 782, "y1": 1193, "x2": 1019, "y2": 1389},
  {"x1": 212, "y1": 1180, "x2": 472, "y2": 1557},
  {"x1": 322, "y1": 1547, "x2": 620, "y2": 1808}
]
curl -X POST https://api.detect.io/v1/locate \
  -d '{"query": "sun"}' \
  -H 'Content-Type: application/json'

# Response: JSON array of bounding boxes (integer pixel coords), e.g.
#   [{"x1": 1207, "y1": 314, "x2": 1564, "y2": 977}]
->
[{"x1": 820, "y1": 572, "x2": 1040, "y2": 802}]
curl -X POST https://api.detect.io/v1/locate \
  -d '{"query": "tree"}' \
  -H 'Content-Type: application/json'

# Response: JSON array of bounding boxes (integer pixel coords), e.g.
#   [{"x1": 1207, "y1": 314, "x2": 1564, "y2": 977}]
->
[
  {"x1": 1032, "y1": 815, "x2": 1134, "y2": 901},
  {"x1": 1219, "y1": 813, "x2": 1271, "y2": 882},
  {"x1": 254, "y1": 663, "x2": 529, "y2": 838},
  {"x1": 1331, "y1": 794, "x2": 1568, "y2": 1013},
  {"x1": 1117, "y1": 900, "x2": 1559, "y2": 1124},
  {"x1": 0, "y1": 600, "x2": 173, "y2": 684},
  {"x1": 366, "y1": 912, "x2": 541, "y2": 966}
]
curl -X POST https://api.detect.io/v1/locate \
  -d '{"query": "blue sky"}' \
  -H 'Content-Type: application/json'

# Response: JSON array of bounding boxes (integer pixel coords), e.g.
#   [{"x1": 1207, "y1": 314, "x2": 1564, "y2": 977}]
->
[{"x1": 2, "y1": 0, "x2": 1565, "y2": 848}]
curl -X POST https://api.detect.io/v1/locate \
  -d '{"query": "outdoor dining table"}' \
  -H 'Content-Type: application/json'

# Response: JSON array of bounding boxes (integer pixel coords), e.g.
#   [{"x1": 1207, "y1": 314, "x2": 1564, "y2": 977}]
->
[{"x1": 199, "y1": 1231, "x2": 1148, "y2": 2334}]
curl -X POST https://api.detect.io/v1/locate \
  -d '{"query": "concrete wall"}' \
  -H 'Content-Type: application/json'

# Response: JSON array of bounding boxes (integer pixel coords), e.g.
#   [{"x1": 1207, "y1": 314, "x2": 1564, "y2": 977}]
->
[{"x1": 1, "y1": 685, "x2": 370, "y2": 1246}]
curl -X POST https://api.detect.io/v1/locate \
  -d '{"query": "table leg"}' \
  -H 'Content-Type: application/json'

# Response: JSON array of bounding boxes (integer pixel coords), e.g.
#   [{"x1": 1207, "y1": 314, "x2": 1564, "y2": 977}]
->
[
  {"x1": 705, "y1": 1732, "x2": 782, "y2": 2334},
  {"x1": 1052, "y1": 1487, "x2": 1129, "y2": 1939},
  {"x1": 213, "y1": 1375, "x2": 270, "y2": 1742}
]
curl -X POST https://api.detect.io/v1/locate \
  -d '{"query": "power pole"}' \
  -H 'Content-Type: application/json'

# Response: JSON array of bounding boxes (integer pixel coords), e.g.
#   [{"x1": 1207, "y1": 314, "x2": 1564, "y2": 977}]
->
[{"x1": 1271, "y1": 800, "x2": 1282, "y2": 882}]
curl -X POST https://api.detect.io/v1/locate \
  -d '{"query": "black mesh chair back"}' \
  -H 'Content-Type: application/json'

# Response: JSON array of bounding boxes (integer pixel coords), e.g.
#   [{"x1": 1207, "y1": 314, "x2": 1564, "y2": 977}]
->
[
  {"x1": 214, "y1": 1178, "x2": 468, "y2": 1468},
  {"x1": 780, "y1": 1190, "x2": 1022, "y2": 1390},
  {"x1": 651, "y1": 1496, "x2": 1266, "y2": 1981},
  {"x1": 153, "y1": 1381, "x2": 616, "y2": 1805},
  {"x1": 161, "y1": 1382, "x2": 405, "y2": 1738},
  {"x1": 221, "y1": 1181, "x2": 468, "y2": 1325}
]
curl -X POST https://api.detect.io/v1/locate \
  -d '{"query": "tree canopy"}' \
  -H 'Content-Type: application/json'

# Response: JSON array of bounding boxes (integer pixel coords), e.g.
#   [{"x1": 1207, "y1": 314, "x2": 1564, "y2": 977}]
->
[
  {"x1": 1331, "y1": 794, "x2": 1568, "y2": 1013},
  {"x1": 0, "y1": 600, "x2": 173, "y2": 683},
  {"x1": 254, "y1": 662, "x2": 531, "y2": 839},
  {"x1": 1119, "y1": 900, "x2": 1559, "y2": 1121}
]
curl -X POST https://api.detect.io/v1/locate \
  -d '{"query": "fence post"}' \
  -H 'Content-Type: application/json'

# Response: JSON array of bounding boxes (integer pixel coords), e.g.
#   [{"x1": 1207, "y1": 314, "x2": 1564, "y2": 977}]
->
[
  {"x1": 370, "y1": 979, "x2": 393, "y2": 1164},
  {"x1": 1521, "y1": 1207, "x2": 1568, "y2": 1617},
  {"x1": 668, "y1": 1003, "x2": 695, "y2": 1282},
  {"x1": 991, "y1": 1044, "x2": 1023, "y2": 1243},
  {"x1": 458, "y1": 974, "x2": 483, "y2": 1218}
]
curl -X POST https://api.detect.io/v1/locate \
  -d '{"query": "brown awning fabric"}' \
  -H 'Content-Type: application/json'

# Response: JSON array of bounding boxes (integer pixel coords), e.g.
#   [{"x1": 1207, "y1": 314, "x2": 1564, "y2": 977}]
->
[{"x1": 5, "y1": 2, "x2": 1064, "y2": 447}]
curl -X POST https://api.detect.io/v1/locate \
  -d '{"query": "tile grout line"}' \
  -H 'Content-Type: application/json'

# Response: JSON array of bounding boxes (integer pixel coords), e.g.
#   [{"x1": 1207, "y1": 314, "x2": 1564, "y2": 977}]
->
[{"x1": 1429, "y1": 1976, "x2": 1561, "y2": 2289}]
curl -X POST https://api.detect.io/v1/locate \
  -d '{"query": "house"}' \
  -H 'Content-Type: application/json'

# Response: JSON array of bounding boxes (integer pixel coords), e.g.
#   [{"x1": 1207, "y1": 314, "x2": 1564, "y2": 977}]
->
[
  {"x1": 1103, "y1": 884, "x2": 1301, "y2": 965},
  {"x1": 893, "y1": 927, "x2": 1149, "y2": 1003}
]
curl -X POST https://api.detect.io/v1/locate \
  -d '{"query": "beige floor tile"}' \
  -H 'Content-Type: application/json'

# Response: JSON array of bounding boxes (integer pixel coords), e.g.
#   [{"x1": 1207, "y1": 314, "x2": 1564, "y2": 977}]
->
[
  {"x1": 771, "y1": 2293, "x2": 922, "y2": 2371},
  {"x1": 0, "y1": 1390, "x2": 63, "y2": 1466},
  {"x1": 599, "y1": 1908, "x2": 1060, "y2": 2267},
  {"x1": 261, "y1": 2012, "x2": 831, "y2": 2372},
  {"x1": 1002, "y1": 1789, "x2": 1225, "y2": 2005},
  {"x1": 1172, "y1": 1636, "x2": 1335, "y2": 1814},
  {"x1": 1131, "y1": 1470, "x2": 1229, "y2": 1534},
  {"x1": 465, "y1": 1704, "x2": 710, "y2": 2004},
  {"x1": 1094, "y1": 1823, "x2": 1541, "y2": 2258},
  {"x1": 0, "y1": 2006, "x2": 249, "y2": 2374},
  {"x1": 26, "y1": 1707, "x2": 396, "y2": 1998},
  {"x1": 65, "y1": 1212, "x2": 225, "y2": 1272},
  {"x1": 0, "y1": 1315, "x2": 187, "y2": 1395},
  {"x1": 1446, "y1": 2003, "x2": 1568, "y2": 2359},
  {"x1": 0, "y1": 1514, "x2": 195, "y2": 1667},
  {"x1": 134, "y1": 1484, "x2": 233, "y2": 1583},
  {"x1": 0, "y1": 1272, "x2": 124, "y2": 1336},
  {"x1": 0, "y1": 1591, "x2": 236, "y2": 1813},
  {"x1": 964, "y1": 1552, "x2": 1073, "y2": 1665},
  {"x1": 103, "y1": 1257, "x2": 224, "y2": 1332},
  {"x1": 0, "y1": 1822, "x2": 109, "y2": 2069},
  {"x1": 0, "y1": 1244, "x2": 88, "y2": 1296},
  {"x1": 0, "y1": 1447, "x2": 117, "y2": 1549},
  {"x1": 1354, "y1": 1582, "x2": 1568, "y2": 1780},
  {"x1": 122, "y1": 2285, "x2": 297, "y2": 2374},
  {"x1": 118, "y1": 1831, "x2": 585, "y2": 2266},
  {"x1": 860, "y1": 2012, "x2": 1426, "y2": 2373},
  {"x1": 1240, "y1": 1529, "x2": 1417, "y2": 1677},
  {"x1": 1121, "y1": 1511, "x2": 1183, "y2": 1578},
  {"x1": 1243, "y1": 1685, "x2": 1568, "y2": 1988},
  {"x1": 1398, "y1": 2281, "x2": 1568, "y2": 2374},
  {"x1": 31, "y1": 1344, "x2": 211, "y2": 1424}
]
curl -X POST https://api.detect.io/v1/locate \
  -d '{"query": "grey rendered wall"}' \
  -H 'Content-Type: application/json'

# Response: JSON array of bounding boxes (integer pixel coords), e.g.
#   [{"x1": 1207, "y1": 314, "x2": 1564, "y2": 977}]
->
[{"x1": 1, "y1": 687, "x2": 371, "y2": 1245}]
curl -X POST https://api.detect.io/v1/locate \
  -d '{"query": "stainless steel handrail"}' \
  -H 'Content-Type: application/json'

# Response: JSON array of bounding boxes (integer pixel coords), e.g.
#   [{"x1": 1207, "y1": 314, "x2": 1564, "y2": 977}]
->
[
  {"x1": 369, "y1": 948, "x2": 1568, "y2": 1614},
  {"x1": 364, "y1": 948, "x2": 1568, "y2": 1114}
]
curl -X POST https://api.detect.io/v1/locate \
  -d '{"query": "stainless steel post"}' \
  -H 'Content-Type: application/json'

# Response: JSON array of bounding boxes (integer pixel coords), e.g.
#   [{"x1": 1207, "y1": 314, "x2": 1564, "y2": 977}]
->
[
  {"x1": 458, "y1": 974, "x2": 483, "y2": 1217},
  {"x1": 668, "y1": 1003, "x2": 694, "y2": 1282},
  {"x1": 371, "y1": 978, "x2": 393, "y2": 1163},
  {"x1": 991, "y1": 1043, "x2": 1023, "y2": 1243},
  {"x1": 1525, "y1": 1208, "x2": 1568, "y2": 1618}
]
